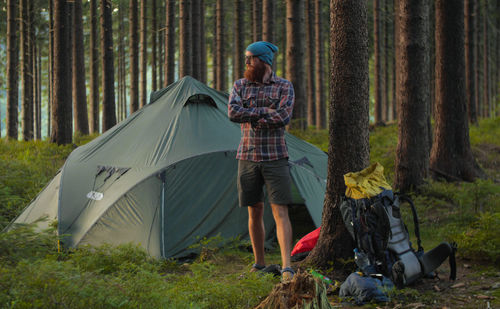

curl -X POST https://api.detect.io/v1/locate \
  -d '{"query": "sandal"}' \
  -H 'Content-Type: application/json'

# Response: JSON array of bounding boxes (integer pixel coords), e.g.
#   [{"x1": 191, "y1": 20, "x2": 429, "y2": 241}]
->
[
  {"x1": 251, "y1": 263, "x2": 266, "y2": 272},
  {"x1": 281, "y1": 267, "x2": 295, "y2": 282}
]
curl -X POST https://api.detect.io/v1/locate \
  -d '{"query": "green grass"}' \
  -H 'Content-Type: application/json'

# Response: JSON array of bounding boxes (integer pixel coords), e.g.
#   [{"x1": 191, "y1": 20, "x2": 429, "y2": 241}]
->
[{"x1": 0, "y1": 118, "x2": 499, "y2": 307}]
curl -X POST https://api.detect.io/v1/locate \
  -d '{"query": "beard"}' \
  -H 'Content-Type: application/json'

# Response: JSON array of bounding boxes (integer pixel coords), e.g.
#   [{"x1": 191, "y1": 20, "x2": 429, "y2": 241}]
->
[{"x1": 244, "y1": 61, "x2": 267, "y2": 83}]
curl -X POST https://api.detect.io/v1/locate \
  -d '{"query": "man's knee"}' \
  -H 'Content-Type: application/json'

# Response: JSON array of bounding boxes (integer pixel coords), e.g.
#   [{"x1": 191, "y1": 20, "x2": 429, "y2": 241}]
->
[
  {"x1": 271, "y1": 204, "x2": 290, "y2": 222},
  {"x1": 248, "y1": 202, "x2": 264, "y2": 221}
]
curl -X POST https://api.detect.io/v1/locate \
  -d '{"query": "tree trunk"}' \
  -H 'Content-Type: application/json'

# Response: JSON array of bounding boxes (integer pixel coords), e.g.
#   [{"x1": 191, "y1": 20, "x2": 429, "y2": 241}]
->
[
  {"x1": 200, "y1": 0, "x2": 207, "y2": 83},
  {"x1": 475, "y1": 1, "x2": 482, "y2": 119},
  {"x1": 482, "y1": 0, "x2": 490, "y2": 118},
  {"x1": 192, "y1": 0, "x2": 201, "y2": 80},
  {"x1": 234, "y1": 0, "x2": 245, "y2": 81},
  {"x1": 465, "y1": 0, "x2": 477, "y2": 124},
  {"x1": 394, "y1": 0, "x2": 430, "y2": 192},
  {"x1": 164, "y1": 0, "x2": 175, "y2": 86},
  {"x1": 215, "y1": 0, "x2": 226, "y2": 91},
  {"x1": 179, "y1": 0, "x2": 192, "y2": 78},
  {"x1": 51, "y1": 0, "x2": 72, "y2": 144},
  {"x1": 262, "y1": 0, "x2": 274, "y2": 43},
  {"x1": 118, "y1": 1, "x2": 127, "y2": 121},
  {"x1": 151, "y1": 0, "x2": 157, "y2": 91},
  {"x1": 314, "y1": 0, "x2": 325, "y2": 130},
  {"x1": 252, "y1": 0, "x2": 262, "y2": 41},
  {"x1": 89, "y1": 0, "x2": 99, "y2": 133},
  {"x1": 100, "y1": 0, "x2": 116, "y2": 131},
  {"x1": 6, "y1": 0, "x2": 19, "y2": 140},
  {"x1": 306, "y1": 0, "x2": 370, "y2": 270},
  {"x1": 430, "y1": 0, "x2": 485, "y2": 181},
  {"x1": 129, "y1": 0, "x2": 139, "y2": 113},
  {"x1": 286, "y1": 0, "x2": 306, "y2": 129},
  {"x1": 21, "y1": 0, "x2": 33, "y2": 140},
  {"x1": 374, "y1": 0, "x2": 383, "y2": 125},
  {"x1": 306, "y1": 0, "x2": 316, "y2": 127},
  {"x1": 383, "y1": 0, "x2": 391, "y2": 122},
  {"x1": 72, "y1": 0, "x2": 89, "y2": 135},
  {"x1": 392, "y1": 0, "x2": 397, "y2": 121},
  {"x1": 139, "y1": 0, "x2": 147, "y2": 108}
]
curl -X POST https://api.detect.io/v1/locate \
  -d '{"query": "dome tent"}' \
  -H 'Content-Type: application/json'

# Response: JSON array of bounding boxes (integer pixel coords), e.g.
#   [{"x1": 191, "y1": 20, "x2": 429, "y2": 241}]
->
[{"x1": 10, "y1": 76, "x2": 327, "y2": 258}]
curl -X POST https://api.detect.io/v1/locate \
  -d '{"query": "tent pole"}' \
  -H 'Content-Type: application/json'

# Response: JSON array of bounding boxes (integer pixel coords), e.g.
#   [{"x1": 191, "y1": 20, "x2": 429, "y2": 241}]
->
[{"x1": 161, "y1": 172, "x2": 166, "y2": 257}]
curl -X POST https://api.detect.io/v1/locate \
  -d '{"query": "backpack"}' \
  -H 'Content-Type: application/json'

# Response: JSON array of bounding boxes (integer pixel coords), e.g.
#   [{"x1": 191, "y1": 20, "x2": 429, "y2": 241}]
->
[{"x1": 340, "y1": 163, "x2": 457, "y2": 288}]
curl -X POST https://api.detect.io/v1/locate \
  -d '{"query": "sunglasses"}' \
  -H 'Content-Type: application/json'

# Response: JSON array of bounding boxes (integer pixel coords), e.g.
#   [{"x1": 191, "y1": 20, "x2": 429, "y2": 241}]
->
[{"x1": 245, "y1": 55, "x2": 260, "y2": 62}]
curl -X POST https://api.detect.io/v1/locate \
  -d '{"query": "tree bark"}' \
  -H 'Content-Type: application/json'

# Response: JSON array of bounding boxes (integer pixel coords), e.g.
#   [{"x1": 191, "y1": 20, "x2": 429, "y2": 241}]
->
[
  {"x1": 306, "y1": 0, "x2": 316, "y2": 127},
  {"x1": 482, "y1": 0, "x2": 490, "y2": 118},
  {"x1": 139, "y1": 0, "x2": 147, "y2": 108},
  {"x1": 314, "y1": 0, "x2": 325, "y2": 130},
  {"x1": 262, "y1": 0, "x2": 274, "y2": 43},
  {"x1": 164, "y1": 0, "x2": 175, "y2": 86},
  {"x1": 51, "y1": 0, "x2": 72, "y2": 144},
  {"x1": 151, "y1": 0, "x2": 157, "y2": 91},
  {"x1": 252, "y1": 0, "x2": 262, "y2": 41},
  {"x1": 89, "y1": 0, "x2": 99, "y2": 133},
  {"x1": 129, "y1": 0, "x2": 139, "y2": 113},
  {"x1": 465, "y1": 0, "x2": 477, "y2": 124},
  {"x1": 72, "y1": 0, "x2": 89, "y2": 135},
  {"x1": 305, "y1": 0, "x2": 370, "y2": 270},
  {"x1": 200, "y1": 0, "x2": 207, "y2": 83},
  {"x1": 430, "y1": 0, "x2": 485, "y2": 181},
  {"x1": 392, "y1": 0, "x2": 397, "y2": 121},
  {"x1": 215, "y1": 0, "x2": 226, "y2": 91},
  {"x1": 475, "y1": 1, "x2": 482, "y2": 119},
  {"x1": 394, "y1": 0, "x2": 430, "y2": 192},
  {"x1": 100, "y1": 0, "x2": 116, "y2": 131},
  {"x1": 21, "y1": 0, "x2": 33, "y2": 140},
  {"x1": 179, "y1": 0, "x2": 192, "y2": 78},
  {"x1": 374, "y1": 0, "x2": 383, "y2": 125},
  {"x1": 286, "y1": 0, "x2": 306, "y2": 129},
  {"x1": 6, "y1": 0, "x2": 19, "y2": 140},
  {"x1": 234, "y1": 0, "x2": 245, "y2": 81},
  {"x1": 192, "y1": 0, "x2": 201, "y2": 80}
]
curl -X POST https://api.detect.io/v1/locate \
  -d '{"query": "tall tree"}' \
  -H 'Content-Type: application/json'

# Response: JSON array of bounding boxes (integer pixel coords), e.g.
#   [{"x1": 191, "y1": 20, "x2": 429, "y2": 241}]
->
[
  {"x1": 482, "y1": 0, "x2": 490, "y2": 118},
  {"x1": 200, "y1": 0, "x2": 207, "y2": 83},
  {"x1": 89, "y1": 0, "x2": 100, "y2": 133},
  {"x1": 72, "y1": 0, "x2": 89, "y2": 135},
  {"x1": 215, "y1": 0, "x2": 226, "y2": 91},
  {"x1": 21, "y1": 0, "x2": 33, "y2": 140},
  {"x1": 252, "y1": 0, "x2": 262, "y2": 41},
  {"x1": 192, "y1": 0, "x2": 201, "y2": 80},
  {"x1": 48, "y1": 0, "x2": 54, "y2": 137},
  {"x1": 394, "y1": 0, "x2": 430, "y2": 192},
  {"x1": 179, "y1": 0, "x2": 192, "y2": 77},
  {"x1": 151, "y1": 0, "x2": 157, "y2": 91},
  {"x1": 51, "y1": 0, "x2": 72, "y2": 144},
  {"x1": 305, "y1": 0, "x2": 316, "y2": 127},
  {"x1": 474, "y1": 0, "x2": 482, "y2": 119},
  {"x1": 465, "y1": 0, "x2": 477, "y2": 124},
  {"x1": 164, "y1": 0, "x2": 175, "y2": 86},
  {"x1": 286, "y1": 0, "x2": 306, "y2": 129},
  {"x1": 233, "y1": 0, "x2": 244, "y2": 81},
  {"x1": 139, "y1": 0, "x2": 147, "y2": 108},
  {"x1": 129, "y1": 0, "x2": 139, "y2": 113},
  {"x1": 100, "y1": 0, "x2": 116, "y2": 131},
  {"x1": 262, "y1": 0, "x2": 274, "y2": 42},
  {"x1": 314, "y1": 0, "x2": 325, "y2": 130},
  {"x1": 306, "y1": 0, "x2": 369, "y2": 269},
  {"x1": 430, "y1": 0, "x2": 484, "y2": 181},
  {"x1": 373, "y1": 0, "x2": 383, "y2": 125},
  {"x1": 6, "y1": 0, "x2": 19, "y2": 140}
]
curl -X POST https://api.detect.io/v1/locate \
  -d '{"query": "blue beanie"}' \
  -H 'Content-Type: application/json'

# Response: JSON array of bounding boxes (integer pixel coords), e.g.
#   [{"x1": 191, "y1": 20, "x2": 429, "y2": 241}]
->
[{"x1": 246, "y1": 41, "x2": 279, "y2": 66}]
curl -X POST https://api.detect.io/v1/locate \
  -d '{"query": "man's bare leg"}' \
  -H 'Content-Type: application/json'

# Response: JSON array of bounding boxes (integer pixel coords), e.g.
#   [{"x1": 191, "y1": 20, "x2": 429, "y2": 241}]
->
[
  {"x1": 248, "y1": 202, "x2": 265, "y2": 270},
  {"x1": 271, "y1": 203, "x2": 293, "y2": 278}
]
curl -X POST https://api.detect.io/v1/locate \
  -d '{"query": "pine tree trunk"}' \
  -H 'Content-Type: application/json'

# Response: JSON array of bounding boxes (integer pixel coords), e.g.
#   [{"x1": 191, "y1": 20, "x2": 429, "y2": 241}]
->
[
  {"x1": 475, "y1": 2, "x2": 482, "y2": 119},
  {"x1": 252, "y1": 0, "x2": 262, "y2": 41},
  {"x1": 262, "y1": 0, "x2": 274, "y2": 42},
  {"x1": 139, "y1": 0, "x2": 147, "y2": 108},
  {"x1": 6, "y1": 0, "x2": 19, "y2": 140},
  {"x1": 89, "y1": 0, "x2": 99, "y2": 133},
  {"x1": 314, "y1": 0, "x2": 325, "y2": 130},
  {"x1": 51, "y1": 0, "x2": 72, "y2": 144},
  {"x1": 234, "y1": 0, "x2": 244, "y2": 81},
  {"x1": 191, "y1": 0, "x2": 201, "y2": 80},
  {"x1": 36, "y1": 46, "x2": 42, "y2": 140},
  {"x1": 129, "y1": 0, "x2": 139, "y2": 113},
  {"x1": 483, "y1": 0, "x2": 489, "y2": 118},
  {"x1": 383, "y1": 0, "x2": 390, "y2": 122},
  {"x1": 200, "y1": 0, "x2": 207, "y2": 84},
  {"x1": 392, "y1": 0, "x2": 397, "y2": 121},
  {"x1": 179, "y1": 0, "x2": 192, "y2": 78},
  {"x1": 164, "y1": 0, "x2": 175, "y2": 86},
  {"x1": 374, "y1": 0, "x2": 383, "y2": 125},
  {"x1": 465, "y1": 0, "x2": 477, "y2": 124},
  {"x1": 100, "y1": 0, "x2": 116, "y2": 131},
  {"x1": 286, "y1": 0, "x2": 306, "y2": 129},
  {"x1": 306, "y1": 0, "x2": 369, "y2": 269},
  {"x1": 72, "y1": 0, "x2": 89, "y2": 135},
  {"x1": 306, "y1": 0, "x2": 316, "y2": 127},
  {"x1": 394, "y1": 0, "x2": 430, "y2": 192},
  {"x1": 430, "y1": 0, "x2": 485, "y2": 181},
  {"x1": 215, "y1": 0, "x2": 225, "y2": 91},
  {"x1": 151, "y1": 0, "x2": 157, "y2": 91},
  {"x1": 21, "y1": 0, "x2": 33, "y2": 140}
]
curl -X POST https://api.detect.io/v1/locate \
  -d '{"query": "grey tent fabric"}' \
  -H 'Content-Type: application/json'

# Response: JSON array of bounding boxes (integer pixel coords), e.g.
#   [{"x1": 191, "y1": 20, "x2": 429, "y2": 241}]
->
[{"x1": 10, "y1": 76, "x2": 328, "y2": 258}]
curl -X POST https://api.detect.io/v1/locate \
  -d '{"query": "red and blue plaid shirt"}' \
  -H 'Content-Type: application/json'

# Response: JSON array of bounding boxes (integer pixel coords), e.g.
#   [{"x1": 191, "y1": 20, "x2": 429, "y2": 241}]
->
[{"x1": 228, "y1": 72, "x2": 295, "y2": 162}]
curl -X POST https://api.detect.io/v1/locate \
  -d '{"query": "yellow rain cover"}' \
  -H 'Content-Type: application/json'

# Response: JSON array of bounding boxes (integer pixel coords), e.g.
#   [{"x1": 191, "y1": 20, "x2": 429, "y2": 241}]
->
[{"x1": 344, "y1": 162, "x2": 392, "y2": 199}]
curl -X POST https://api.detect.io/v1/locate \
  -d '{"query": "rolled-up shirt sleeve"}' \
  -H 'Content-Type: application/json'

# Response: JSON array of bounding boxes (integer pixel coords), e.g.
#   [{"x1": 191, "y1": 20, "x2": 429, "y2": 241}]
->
[
  {"x1": 254, "y1": 81, "x2": 294, "y2": 128},
  {"x1": 228, "y1": 81, "x2": 268, "y2": 123}
]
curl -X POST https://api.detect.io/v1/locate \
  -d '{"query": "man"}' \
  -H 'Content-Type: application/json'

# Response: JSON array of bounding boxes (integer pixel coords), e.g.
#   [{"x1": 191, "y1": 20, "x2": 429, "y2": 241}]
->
[{"x1": 228, "y1": 41, "x2": 295, "y2": 281}]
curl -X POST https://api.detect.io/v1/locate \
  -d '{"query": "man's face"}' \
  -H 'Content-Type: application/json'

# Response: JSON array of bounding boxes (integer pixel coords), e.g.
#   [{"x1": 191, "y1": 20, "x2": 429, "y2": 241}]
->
[{"x1": 244, "y1": 51, "x2": 267, "y2": 83}]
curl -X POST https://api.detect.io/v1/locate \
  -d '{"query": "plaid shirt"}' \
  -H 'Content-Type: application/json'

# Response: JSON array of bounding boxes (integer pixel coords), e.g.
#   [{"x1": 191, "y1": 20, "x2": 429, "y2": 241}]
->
[{"x1": 228, "y1": 72, "x2": 295, "y2": 162}]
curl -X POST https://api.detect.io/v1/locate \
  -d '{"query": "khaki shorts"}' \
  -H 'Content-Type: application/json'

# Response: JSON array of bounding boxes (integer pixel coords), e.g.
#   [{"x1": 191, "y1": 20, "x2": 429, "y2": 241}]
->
[{"x1": 237, "y1": 158, "x2": 293, "y2": 207}]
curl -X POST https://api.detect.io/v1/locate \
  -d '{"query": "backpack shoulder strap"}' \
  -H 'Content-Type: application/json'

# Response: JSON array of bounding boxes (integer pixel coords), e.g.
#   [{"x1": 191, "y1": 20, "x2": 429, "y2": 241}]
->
[{"x1": 395, "y1": 193, "x2": 423, "y2": 252}]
